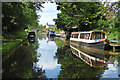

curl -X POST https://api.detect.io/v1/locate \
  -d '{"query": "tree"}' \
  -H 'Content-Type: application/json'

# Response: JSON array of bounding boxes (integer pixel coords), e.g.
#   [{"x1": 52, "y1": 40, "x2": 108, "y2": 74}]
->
[
  {"x1": 2, "y1": 2, "x2": 43, "y2": 38},
  {"x1": 56, "y1": 2, "x2": 107, "y2": 32},
  {"x1": 101, "y1": 1, "x2": 120, "y2": 40}
]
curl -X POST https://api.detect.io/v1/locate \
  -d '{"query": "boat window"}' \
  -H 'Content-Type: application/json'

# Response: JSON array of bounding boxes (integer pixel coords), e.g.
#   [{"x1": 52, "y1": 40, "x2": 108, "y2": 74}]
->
[
  {"x1": 84, "y1": 33, "x2": 90, "y2": 39},
  {"x1": 80, "y1": 33, "x2": 90, "y2": 39},
  {"x1": 80, "y1": 33, "x2": 84, "y2": 39},
  {"x1": 91, "y1": 32, "x2": 95, "y2": 40},
  {"x1": 84, "y1": 56, "x2": 90, "y2": 64},
  {"x1": 95, "y1": 32, "x2": 101, "y2": 39},
  {"x1": 71, "y1": 34, "x2": 79, "y2": 38},
  {"x1": 72, "y1": 49, "x2": 79, "y2": 57},
  {"x1": 101, "y1": 33, "x2": 105, "y2": 39},
  {"x1": 80, "y1": 53, "x2": 84, "y2": 59},
  {"x1": 91, "y1": 32, "x2": 105, "y2": 40}
]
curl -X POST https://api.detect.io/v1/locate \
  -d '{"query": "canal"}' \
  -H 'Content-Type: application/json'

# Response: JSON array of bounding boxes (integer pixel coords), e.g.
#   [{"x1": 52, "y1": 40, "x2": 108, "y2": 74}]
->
[{"x1": 2, "y1": 33, "x2": 120, "y2": 79}]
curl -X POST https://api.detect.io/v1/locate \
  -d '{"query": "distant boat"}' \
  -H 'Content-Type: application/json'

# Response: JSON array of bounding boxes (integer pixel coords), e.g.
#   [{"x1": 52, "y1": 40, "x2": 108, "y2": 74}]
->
[
  {"x1": 55, "y1": 33, "x2": 61, "y2": 37},
  {"x1": 70, "y1": 31, "x2": 109, "y2": 49},
  {"x1": 28, "y1": 32, "x2": 36, "y2": 44}
]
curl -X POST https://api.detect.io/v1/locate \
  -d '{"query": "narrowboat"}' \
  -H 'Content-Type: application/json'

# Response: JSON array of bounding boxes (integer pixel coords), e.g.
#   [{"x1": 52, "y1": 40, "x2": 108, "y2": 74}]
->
[
  {"x1": 70, "y1": 45, "x2": 108, "y2": 67},
  {"x1": 70, "y1": 31, "x2": 109, "y2": 49},
  {"x1": 28, "y1": 32, "x2": 36, "y2": 44},
  {"x1": 28, "y1": 32, "x2": 36, "y2": 39}
]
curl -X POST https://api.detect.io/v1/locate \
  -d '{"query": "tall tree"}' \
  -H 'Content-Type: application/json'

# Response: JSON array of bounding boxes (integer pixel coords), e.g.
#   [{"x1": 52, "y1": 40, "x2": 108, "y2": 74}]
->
[
  {"x1": 2, "y1": 2, "x2": 43, "y2": 38},
  {"x1": 56, "y1": 2, "x2": 107, "y2": 31}
]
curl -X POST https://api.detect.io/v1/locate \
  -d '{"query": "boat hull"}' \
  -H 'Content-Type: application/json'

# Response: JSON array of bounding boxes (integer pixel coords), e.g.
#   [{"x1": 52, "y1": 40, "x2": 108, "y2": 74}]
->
[{"x1": 70, "y1": 40, "x2": 105, "y2": 49}]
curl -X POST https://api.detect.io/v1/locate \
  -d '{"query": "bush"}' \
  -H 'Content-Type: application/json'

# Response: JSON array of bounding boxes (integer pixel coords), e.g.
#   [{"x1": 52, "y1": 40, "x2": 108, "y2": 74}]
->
[{"x1": 106, "y1": 27, "x2": 120, "y2": 41}]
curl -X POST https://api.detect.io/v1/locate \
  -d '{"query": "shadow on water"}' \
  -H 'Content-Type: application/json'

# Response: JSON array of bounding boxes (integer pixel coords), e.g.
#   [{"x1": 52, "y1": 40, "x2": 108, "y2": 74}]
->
[
  {"x1": 2, "y1": 37, "x2": 46, "y2": 79},
  {"x1": 2, "y1": 34, "x2": 120, "y2": 79}
]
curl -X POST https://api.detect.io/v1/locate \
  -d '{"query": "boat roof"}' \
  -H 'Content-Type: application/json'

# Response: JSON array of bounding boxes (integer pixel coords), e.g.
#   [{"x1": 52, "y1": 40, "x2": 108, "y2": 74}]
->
[{"x1": 71, "y1": 31, "x2": 106, "y2": 34}]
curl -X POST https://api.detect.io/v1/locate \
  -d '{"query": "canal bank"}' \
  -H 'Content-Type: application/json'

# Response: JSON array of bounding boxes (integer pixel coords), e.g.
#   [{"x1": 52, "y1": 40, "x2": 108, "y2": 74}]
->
[{"x1": 2, "y1": 38, "x2": 27, "y2": 62}]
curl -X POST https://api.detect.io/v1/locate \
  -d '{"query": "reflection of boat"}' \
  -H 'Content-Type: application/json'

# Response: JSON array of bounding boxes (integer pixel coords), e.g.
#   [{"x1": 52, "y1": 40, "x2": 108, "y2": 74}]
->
[
  {"x1": 28, "y1": 32, "x2": 36, "y2": 44},
  {"x1": 46, "y1": 36, "x2": 56, "y2": 43},
  {"x1": 48, "y1": 31, "x2": 55, "y2": 36},
  {"x1": 70, "y1": 42, "x2": 119, "y2": 56},
  {"x1": 28, "y1": 37, "x2": 35, "y2": 44},
  {"x1": 70, "y1": 45, "x2": 109, "y2": 67},
  {"x1": 70, "y1": 31, "x2": 109, "y2": 49},
  {"x1": 50, "y1": 36, "x2": 55, "y2": 41},
  {"x1": 28, "y1": 32, "x2": 36, "y2": 38}
]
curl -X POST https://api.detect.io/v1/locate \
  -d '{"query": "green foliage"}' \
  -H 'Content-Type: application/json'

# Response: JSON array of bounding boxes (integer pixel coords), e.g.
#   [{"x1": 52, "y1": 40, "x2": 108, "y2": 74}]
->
[
  {"x1": 56, "y1": 2, "x2": 106, "y2": 31},
  {"x1": 56, "y1": 2, "x2": 120, "y2": 40},
  {"x1": 94, "y1": 1, "x2": 120, "y2": 41},
  {"x1": 2, "y1": 30, "x2": 27, "y2": 40},
  {"x1": 106, "y1": 27, "x2": 120, "y2": 40},
  {"x1": 46, "y1": 25, "x2": 58, "y2": 31},
  {"x1": 2, "y1": 39, "x2": 22, "y2": 53},
  {"x1": 2, "y1": 2, "x2": 43, "y2": 38},
  {"x1": 54, "y1": 38, "x2": 64, "y2": 48},
  {"x1": 38, "y1": 24, "x2": 44, "y2": 29}
]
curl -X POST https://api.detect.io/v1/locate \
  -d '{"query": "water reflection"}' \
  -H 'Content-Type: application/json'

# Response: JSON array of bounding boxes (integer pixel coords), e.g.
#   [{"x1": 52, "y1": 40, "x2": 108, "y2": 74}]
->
[
  {"x1": 70, "y1": 45, "x2": 107, "y2": 67},
  {"x1": 46, "y1": 36, "x2": 56, "y2": 43},
  {"x1": 33, "y1": 37, "x2": 61, "y2": 78},
  {"x1": 28, "y1": 37, "x2": 36, "y2": 44},
  {"x1": 70, "y1": 44, "x2": 119, "y2": 68},
  {"x1": 101, "y1": 60, "x2": 118, "y2": 78},
  {"x1": 55, "y1": 41, "x2": 119, "y2": 78},
  {"x1": 2, "y1": 39, "x2": 46, "y2": 79},
  {"x1": 56, "y1": 45, "x2": 106, "y2": 78},
  {"x1": 70, "y1": 43, "x2": 119, "y2": 78},
  {"x1": 2, "y1": 34, "x2": 120, "y2": 79}
]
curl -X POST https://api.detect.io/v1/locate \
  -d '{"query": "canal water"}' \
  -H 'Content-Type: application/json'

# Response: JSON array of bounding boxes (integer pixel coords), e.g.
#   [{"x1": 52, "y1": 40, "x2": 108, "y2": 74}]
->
[{"x1": 2, "y1": 34, "x2": 120, "y2": 79}]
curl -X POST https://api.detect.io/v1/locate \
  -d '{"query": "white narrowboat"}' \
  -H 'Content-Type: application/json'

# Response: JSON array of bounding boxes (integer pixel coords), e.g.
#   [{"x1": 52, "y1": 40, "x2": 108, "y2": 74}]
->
[{"x1": 70, "y1": 31, "x2": 109, "y2": 49}]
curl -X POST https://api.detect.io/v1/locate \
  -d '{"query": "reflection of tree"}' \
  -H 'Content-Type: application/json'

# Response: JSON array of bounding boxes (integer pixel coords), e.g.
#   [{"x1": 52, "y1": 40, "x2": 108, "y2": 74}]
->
[
  {"x1": 32, "y1": 63, "x2": 46, "y2": 79},
  {"x1": 2, "y1": 40, "x2": 46, "y2": 79},
  {"x1": 56, "y1": 46, "x2": 108, "y2": 79},
  {"x1": 54, "y1": 38, "x2": 64, "y2": 48}
]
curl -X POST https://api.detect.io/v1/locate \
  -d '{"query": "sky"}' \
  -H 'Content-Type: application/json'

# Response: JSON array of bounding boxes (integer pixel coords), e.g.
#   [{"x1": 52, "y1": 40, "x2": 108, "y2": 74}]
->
[{"x1": 37, "y1": 2, "x2": 61, "y2": 26}]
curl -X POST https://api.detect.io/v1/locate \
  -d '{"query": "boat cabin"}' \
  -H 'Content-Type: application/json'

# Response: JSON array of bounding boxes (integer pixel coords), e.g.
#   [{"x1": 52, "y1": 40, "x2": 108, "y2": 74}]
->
[
  {"x1": 70, "y1": 31, "x2": 107, "y2": 44},
  {"x1": 71, "y1": 31, "x2": 106, "y2": 40}
]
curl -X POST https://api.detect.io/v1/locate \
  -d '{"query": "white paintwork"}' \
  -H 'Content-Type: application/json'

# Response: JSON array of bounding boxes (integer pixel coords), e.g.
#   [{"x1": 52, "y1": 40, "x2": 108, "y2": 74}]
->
[
  {"x1": 46, "y1": 25, "x2": 49, "y2": 28},
  {"x1": 70, "y1": 31, "x2": 106, "y2": 43},
  {"x1": 70, "y1": 38, "x2": 105, "y2": 43}
]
